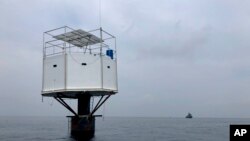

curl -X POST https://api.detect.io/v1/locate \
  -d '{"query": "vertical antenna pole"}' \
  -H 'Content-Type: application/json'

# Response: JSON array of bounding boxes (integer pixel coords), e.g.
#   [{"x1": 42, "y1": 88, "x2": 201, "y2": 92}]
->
[
  {"x1": 100, "y1": 27, "x2": 103, "y2": 54},
  {"x1": 99, "y1": 0, "x2": 102, "y2": 27},
  {"x1": 100, "y1": 27, "x2": 104, "y2": 89},
  {"x1": 43, "y1": 33, "x2": 45, "y2": 58},
  {"x1": 115, "y1": 37, "x2": 117, "y2": 60},
  {"x1": 42, "y1": 33, "x2": 45, "y2": 92},
  {"x1": 115, "y1": 37, "x2": 118, "y2": 91},
  {"x1": 64, "y1": 27, "x2": 67, "y2": 90}
]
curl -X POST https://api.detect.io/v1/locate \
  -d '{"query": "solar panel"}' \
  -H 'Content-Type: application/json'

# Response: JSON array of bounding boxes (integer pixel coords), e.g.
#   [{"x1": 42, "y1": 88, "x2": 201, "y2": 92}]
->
[{"x1": 53, "y1": 29, "x2": 103, "y2": 47}]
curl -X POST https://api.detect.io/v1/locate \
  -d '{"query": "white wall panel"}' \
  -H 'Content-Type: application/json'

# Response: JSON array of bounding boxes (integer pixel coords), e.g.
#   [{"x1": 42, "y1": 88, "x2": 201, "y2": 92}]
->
[
  {"x1": 66, "y1": 53, "x2": 102, "y2": 89},
  {"x1": 43, "y1": 53, "x2": 117, "y2": 93},
  {"x1": 43, "y1": 55, "x2": 65, "y2": 91},
  {"x1": 103, "y1": 56, "x2": 117, "y2": 90}
]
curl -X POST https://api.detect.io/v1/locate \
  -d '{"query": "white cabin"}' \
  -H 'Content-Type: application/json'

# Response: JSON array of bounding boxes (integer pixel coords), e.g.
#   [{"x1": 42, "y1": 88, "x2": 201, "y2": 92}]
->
[{"x1": 42, "y1": 27, "x2": 118, "y2": 97}]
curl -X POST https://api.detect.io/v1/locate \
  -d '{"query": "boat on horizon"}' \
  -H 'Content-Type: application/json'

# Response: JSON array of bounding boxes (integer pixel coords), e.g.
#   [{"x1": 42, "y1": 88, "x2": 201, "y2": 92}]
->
[{"x1": 185, "y1": 113, "x2": 193, "y2": 119}]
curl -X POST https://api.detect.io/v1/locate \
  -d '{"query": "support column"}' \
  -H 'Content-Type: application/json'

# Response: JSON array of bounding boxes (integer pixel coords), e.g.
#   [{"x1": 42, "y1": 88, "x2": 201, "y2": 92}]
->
[
  {"x1": 78, "y1": 95, "x2": 91, "y2": 115},
  {"x1": 71, "y1": 94, "x2": 95, "y2": 140}
]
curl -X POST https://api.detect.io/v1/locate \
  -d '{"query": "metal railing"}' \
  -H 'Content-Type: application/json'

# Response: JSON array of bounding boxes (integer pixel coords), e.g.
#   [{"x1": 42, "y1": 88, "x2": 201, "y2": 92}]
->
[{"x1": 43, "y1": 26, "x2": 117, "y2": 60}]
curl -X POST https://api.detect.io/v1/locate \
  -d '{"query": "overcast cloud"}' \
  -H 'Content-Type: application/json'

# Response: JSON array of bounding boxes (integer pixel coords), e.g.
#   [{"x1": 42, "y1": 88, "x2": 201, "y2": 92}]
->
[{"x1": 0, "y1": 0, "x2": 250, "y2": 118}]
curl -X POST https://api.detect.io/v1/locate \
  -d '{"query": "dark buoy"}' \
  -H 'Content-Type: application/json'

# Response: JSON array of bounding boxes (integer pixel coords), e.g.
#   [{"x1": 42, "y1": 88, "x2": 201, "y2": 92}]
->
[
  {"x1": 69, "y1": 95, "x2": 94, "y2": 139},
  {"x1": 41, "y1": 26, "x2": 118, "y2": 139},
  {"x1": 70, "y1": 116, "x2": 95, "y2": 139}
]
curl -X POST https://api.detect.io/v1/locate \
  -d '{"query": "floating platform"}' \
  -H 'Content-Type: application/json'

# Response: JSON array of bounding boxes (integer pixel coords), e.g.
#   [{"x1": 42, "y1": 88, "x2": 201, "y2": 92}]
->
[
  {"x1": 41, "y1": 26, "x2": 118, "y2": 139},
  {"x1": 42, "y1": 90, "x2": 116, "y2": 98}
]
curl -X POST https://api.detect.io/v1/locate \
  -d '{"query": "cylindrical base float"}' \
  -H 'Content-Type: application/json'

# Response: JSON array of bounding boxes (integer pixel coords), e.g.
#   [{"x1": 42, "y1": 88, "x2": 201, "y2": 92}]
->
[{"x1": 70, "y1": 116, "x2": 95, "y2": 140}]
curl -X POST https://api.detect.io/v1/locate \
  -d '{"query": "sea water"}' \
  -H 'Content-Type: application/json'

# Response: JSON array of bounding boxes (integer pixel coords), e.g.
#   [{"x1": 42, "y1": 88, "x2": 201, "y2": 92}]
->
[{"x1": 0, "y1": 117, "x2": 249, "y2": 141}]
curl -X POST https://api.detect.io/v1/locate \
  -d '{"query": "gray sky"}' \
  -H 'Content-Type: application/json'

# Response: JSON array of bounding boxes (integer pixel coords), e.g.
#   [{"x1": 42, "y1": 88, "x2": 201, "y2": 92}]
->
[{"x1": 0, "y1": 0, "x2": 250, "y2": 118}]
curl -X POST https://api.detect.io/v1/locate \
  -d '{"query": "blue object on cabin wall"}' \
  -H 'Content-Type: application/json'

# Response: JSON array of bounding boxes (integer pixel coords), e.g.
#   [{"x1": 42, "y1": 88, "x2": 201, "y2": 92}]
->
[{"x1": 106, "y1": 49, "x2": 114, "y2": 59}]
